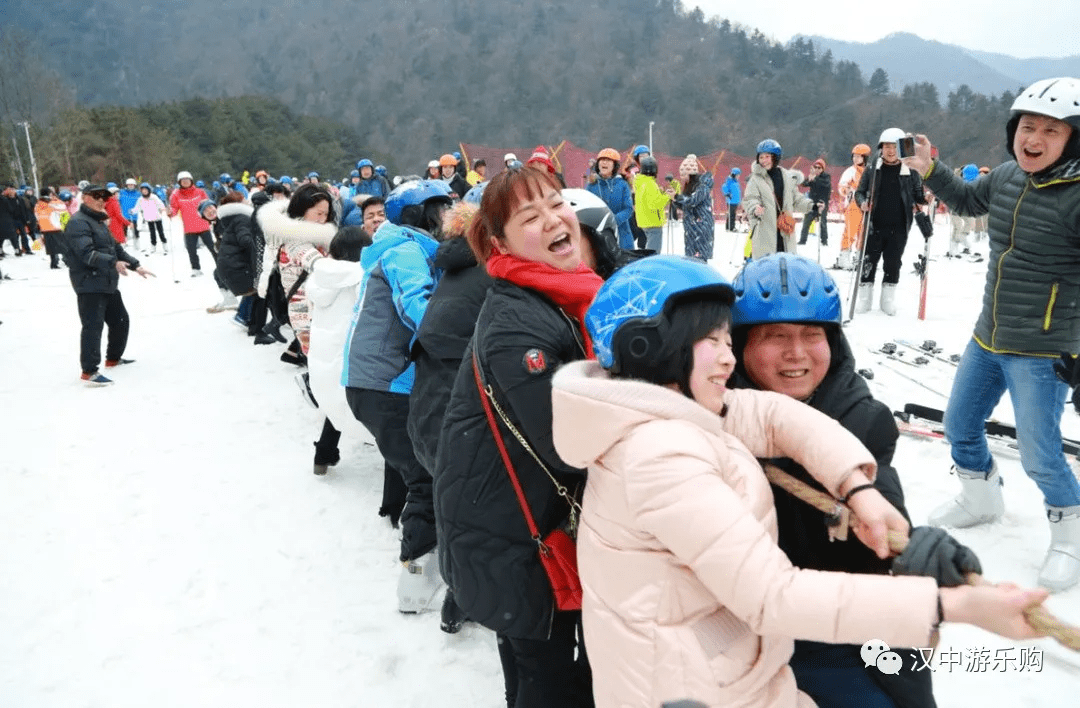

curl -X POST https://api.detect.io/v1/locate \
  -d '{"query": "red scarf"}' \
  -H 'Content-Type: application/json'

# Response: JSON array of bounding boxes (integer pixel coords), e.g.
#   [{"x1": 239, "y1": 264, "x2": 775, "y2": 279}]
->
[{"x1": 486, "y1": 252, "x2": 603, "y2": 358}]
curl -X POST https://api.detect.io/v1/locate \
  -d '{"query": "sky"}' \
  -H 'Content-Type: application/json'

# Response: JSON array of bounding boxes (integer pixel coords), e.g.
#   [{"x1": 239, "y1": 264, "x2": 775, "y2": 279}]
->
[{"x1": 691, "y1": 1, "x2": 1080, "y2": 59}]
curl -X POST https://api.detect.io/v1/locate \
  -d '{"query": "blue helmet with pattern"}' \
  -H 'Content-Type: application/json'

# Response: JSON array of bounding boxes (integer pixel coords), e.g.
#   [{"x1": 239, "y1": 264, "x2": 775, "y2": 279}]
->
[
  {"x1": 756, "y1": 139, "x2": 782, "y2": 158},
  {"x1": 961, "y1": 164, "x2": 979, "y2": 181},
  {"x1": 384, "y1": 179, "x2": 454, "y2": 225},
  {"x1": 632, "y1": 144, "x2": 650, "y2": 158},
  {"x1": 350, "y1": 169, "x2": 360, "y2": 178},
  {"x1": 731, "y1": 167, "x2": 741, "y2": 175},
  {"x1": 356, "y1": 159, "x2": 374, "y2": 170},
  {"x1": 307, "y1": 171, "x2": 319, "y2": 179},
  {"x1": 463, "y1": 180, "x2": 487, "y2": 205},
  {"x1": 586, "y1": 255, "x2": 734, "y2": 372},
  {"x1": 375, "y1": 165, "x2": 387, "y2": 176},
  {"x1": 731, "y1": 253, "x2": 841, "y2": 328}
]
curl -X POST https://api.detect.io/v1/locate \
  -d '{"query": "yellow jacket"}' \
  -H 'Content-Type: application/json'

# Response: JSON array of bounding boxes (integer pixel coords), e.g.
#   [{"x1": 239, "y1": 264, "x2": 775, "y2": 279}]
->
[{"x1": 633, "y1": 174, "x2": 671, "y2": 229}]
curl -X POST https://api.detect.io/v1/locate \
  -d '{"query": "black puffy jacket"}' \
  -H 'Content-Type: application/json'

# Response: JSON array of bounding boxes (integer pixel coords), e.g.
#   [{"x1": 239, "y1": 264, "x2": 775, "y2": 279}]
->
[
  {"x1": 434, "y1": 279, "x2": 588, "y2": 640},
  {"x1": 62, "y1": 204, "x2": 140, "y2": 294},
  {"x1": 854, "y1": 158, "x2": 926, "y2": 234},
  {"x1": 407, "y1": 237, "x2": 493, "y2": 473},
  {"x1": 214, "y1": 203, "x2": 257, "y2": 295},
  {"x1": 731, "y1": 331, "x2": 935, "y2": 708}
]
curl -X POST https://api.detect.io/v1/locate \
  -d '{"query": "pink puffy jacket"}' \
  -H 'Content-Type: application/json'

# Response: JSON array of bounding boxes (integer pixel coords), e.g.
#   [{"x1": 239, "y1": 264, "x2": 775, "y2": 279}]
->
[{"x1": 551, "y1": 361, "x2": 938, "y2": 708}]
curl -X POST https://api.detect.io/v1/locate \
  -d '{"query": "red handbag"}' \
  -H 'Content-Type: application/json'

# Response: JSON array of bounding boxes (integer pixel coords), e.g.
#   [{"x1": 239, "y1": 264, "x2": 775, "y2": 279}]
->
[{"x1": 472, "y1": 354, "x2": 583, "y2": 611}]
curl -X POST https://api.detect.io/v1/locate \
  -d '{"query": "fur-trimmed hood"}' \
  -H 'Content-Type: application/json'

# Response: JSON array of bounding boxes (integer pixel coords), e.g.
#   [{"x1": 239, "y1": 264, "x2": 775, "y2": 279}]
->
[
  {"x1": 255, "y1": 199, "x2": 337, "y2": 298},
  {"x1": 216, "y1": 202, "x2": 254, "y2": 220}
]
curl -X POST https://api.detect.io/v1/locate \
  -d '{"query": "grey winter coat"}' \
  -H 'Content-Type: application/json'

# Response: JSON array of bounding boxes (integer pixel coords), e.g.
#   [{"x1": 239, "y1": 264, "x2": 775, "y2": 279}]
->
[
  {"x1": 925, "y1": 158, "x2": 1080, "y2": 355},
  {"x1": 742, "y1": 162, "x2": 812, "y2": 259},
  {"x1": 62, "y1": 204, "x2": 140, "y2": 294}
]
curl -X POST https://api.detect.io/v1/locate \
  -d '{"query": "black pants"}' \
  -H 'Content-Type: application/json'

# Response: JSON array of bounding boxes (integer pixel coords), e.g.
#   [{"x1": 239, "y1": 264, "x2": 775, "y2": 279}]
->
[
  {"x1": 630, "y1": 215, "x2": 647, "y2": 249},
  {"x1": 727, "y1": 203, "x2": 738, "y2": 231},
  {"x1": 497, "y1": 611, "x2": 594, "y2": 708},
  {"x1": 76, "y1": 291, "x2": 129, "y2": 374},
  {"x1": 43, "y1": 232, "x2": 61, "y2": 267},
  {"x1": 313, "y1": 417, "x2": 341, "y2": 465},
  {"x1": 860, "y1": 222, "x2": 908, "y2": 285},
  {"x1": 184, "y1": 231, "x2": 216, "y2": 270},
  {"x1": 799, "y1": 205, "x2": 829, "y2": 244},
  {"x1": 248, "y1": 295, "x2": 269, "y2": 336},
  {"x1": 346, "y1": 388, "x2": 427, "y2": 559},
  {"x1": 16, "y1": 225, "x2": 32, "y2": 253},
  {"x1": 145, "y1": 220, "x2": 166, "y2": 246}
]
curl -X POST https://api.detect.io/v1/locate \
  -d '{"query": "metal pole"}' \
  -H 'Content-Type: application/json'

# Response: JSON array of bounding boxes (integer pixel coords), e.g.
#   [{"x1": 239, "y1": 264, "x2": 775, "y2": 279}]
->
[
  {"x1": 11, "y1": 129, "x2": 26, "y2": 185},
  {"x1": 18, "y1": 122, "x2": 38, "y2": 195},
  {"x1": 648, "y1": 122, "x2": 655, "y2": 154}
]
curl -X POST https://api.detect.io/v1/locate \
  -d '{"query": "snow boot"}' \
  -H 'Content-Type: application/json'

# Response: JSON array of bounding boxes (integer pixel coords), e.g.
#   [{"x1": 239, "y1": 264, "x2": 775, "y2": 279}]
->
[
  {"x1": 1038, "y1": 505, "x2": 1080, "y2": 592},
  {"x1": 928, "y1": 463, "x2": 1005, "y2": 528},
  {"x1": 191, "y1": 269, "x2": 203, "y2": 277},
  {"x1": 855, "y1": 283, "x2": 873, "y2": 314},
  {"x1": 440, "y1": 587, "x2": 468, "y2": 634},
  {"x1": 834, "y1": 250, "x2": 852, "y2": 270},
  {"x1": 207, "y1": 289, "x2": 239, "y2": 313},
  {"x1": 947, "y1": 240, "x2": 960, "y2": 258},
  {"x1": 880, "y1": 283, "x2": 898, "y2": 316},
  {"x1": 398, "y1": 549, "x2": 446, "y2": 614}
]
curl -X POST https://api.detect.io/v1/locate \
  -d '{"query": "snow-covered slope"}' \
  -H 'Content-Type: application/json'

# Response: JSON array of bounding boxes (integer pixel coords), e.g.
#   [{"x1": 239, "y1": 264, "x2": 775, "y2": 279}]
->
[{"x1": 1, "y1": 214, "x2": 1076, "y2": 707}]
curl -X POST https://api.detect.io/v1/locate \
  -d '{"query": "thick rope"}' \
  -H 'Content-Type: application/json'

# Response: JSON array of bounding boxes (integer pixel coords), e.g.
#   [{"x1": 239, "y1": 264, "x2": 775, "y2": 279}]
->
[{"x1": 762, "y1": 463, "x2": 1080, "y2": 652}]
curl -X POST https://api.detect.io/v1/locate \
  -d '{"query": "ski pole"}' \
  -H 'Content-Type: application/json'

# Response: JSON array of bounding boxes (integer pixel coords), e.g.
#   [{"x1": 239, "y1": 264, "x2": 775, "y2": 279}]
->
[
  {"x1": 846, "y1": 150, "x2": 879, "y2": 322},
  {"x1": 762, "y1": 463, "x2": 1080, "y2": 652}
]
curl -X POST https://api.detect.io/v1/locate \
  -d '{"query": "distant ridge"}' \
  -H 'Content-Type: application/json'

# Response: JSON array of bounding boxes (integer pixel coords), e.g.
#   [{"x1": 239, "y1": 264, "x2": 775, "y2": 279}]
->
[{"x1": 796, "y1": 32, "x2": 1080, "y2": 99}]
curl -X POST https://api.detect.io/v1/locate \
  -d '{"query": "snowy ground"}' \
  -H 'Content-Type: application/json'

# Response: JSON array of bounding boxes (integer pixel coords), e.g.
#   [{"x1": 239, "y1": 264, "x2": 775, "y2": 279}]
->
[{"x1": 1, "y1": 214, "x2": 1078, "y2": 707}]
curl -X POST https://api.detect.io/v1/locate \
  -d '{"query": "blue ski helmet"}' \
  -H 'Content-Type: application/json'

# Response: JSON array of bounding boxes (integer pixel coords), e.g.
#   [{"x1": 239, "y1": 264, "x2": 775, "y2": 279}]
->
[
  {"x1": 196, "y1": 180, "x2": 206, "y2": 188},
  {"x1": 756, "y1": 139, "x2": 782, "y2": 158},
  {"x1": 212, "y1": 181, "x2": 222, "y2": 190},
  {"x1": 632, "y1": 144, "x2": 650, "y2": 158},
  {"x1": 731, "y1": 167, "x2": 741, "y2": 175},
  {"x1": 586, "y1": 255, "x2": 734, "y2": 372},
  {"x1": 280, "y1": 176, "x2": 292, "y2": 184},
  {"x1": 58, "y1": 190, "x2": 73, "y2": 202},
  {"x1": 106, "y1": 181, "x2": 117, "y2": 190},
  {"x1": 139, "y1": 182, "x2": 151, "y2": 189},
  {"x1": 384, "y1": 179, "x2": 454, "y2": 225},
  {"x1": 463, "y1": 180, "x2": 488, "y2": 205},
  {"x1": 307, "y1": 171, "x2": 319, "y2": 179},
  {"x1": 219, "y1": 173, "x2": 232, "y2": 183},
  {"x1": 731, "y1": 253, "x2": 841, "y2": 328},
  {"x1": 350, "y1": 169, "x2": 360, "y2": 178},
  {"x1": 961, "y1": 164, "x2": 979, "y2": 181},
  {"x1": 375, "y1": 165, "x2": 386, "y2": 176},
  {"x1": 356, "y1": 158, "x2": 374, "y2": 170}
]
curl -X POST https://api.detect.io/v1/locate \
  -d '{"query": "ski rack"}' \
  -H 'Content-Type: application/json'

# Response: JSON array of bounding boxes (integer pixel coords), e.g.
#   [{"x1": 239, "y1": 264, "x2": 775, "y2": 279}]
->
[{"x1": 902, "y1": 402, "x2": 1080, "y2": 456}]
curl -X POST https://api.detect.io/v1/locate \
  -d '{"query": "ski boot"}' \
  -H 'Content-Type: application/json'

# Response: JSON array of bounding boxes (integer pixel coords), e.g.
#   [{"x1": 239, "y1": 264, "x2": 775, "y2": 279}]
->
[
  {"x1": 398, "y1": 549, "x2": 446, "y2": 614},
  {"x1": 855, "y1": 283, "x2": 874, "y2": 314},
  {"x1": 928, "y1": 463, "x2": 1005, "y2": 528},
  {"x1": 880, "y1": 283, "x2": 898, "y2": 316},
  {"x1": 1039, "y1": 505, "x2": 1080, "y2": 592}
]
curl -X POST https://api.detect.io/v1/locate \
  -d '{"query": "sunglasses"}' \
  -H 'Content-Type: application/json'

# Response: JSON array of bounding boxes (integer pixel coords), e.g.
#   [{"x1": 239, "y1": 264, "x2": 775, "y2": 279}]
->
[{"x1": 86, "y1": 192, "x2": 110, "y2": 201}]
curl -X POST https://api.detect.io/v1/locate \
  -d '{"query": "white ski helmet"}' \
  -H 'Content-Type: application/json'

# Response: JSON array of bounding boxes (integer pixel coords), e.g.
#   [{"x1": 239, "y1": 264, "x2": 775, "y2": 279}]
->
[
  {"x1": 177, "y1": 170, "x2": 193, "y2": 183},
  {"x1": 1010, "y1": 77, "x2": 1080, "y2": 126},
  {"x1": 878, "y1": 127, "x2": 906, "y2": 146},
  {"x1": 503, "y1": 152, "x2": 518, "y2": 163}
]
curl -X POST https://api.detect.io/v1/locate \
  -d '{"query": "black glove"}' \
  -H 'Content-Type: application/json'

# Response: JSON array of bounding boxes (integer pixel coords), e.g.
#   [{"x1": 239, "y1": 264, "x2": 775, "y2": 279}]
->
[
  {"x1": 914, "y1": 211, "x2": 933, "y2": 239},
  {"x1": 892, "y1": 526, "x2": 981, "y2": 587},
  {"x1": 1054, "y1": 353, "x2": 1080, "y2": 388}
]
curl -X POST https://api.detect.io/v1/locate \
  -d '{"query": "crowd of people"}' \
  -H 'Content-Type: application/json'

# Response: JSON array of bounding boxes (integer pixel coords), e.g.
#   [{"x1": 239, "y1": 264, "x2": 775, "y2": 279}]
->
[{"x1": 4, "y1": 75, "x2": 1080, "y2": 708}]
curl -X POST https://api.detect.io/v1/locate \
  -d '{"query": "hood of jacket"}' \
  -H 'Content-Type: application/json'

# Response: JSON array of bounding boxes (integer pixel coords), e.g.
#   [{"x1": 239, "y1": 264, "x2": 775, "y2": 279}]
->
[
  {"x1": 306, "y1": 258, "x2": 364, "y2": 309},
  {"x1": 360, "y1": 221, "x2": 440, "y2": 272},
  {"x1": 433, "y1": 235, "x2": 477, "y2": 273},
  {"x1": 256, "y1": 198, "x2": 336, "y2": 251},
  {"x1": 216, "y1": 202, "x2": 254, "y2": 220},
  {"x1": 552, "y1": 360, "x2": 731, "y2": 469},
  {"x1": 1032, "y1": 156, "x2": 1080, "y2": 186}
]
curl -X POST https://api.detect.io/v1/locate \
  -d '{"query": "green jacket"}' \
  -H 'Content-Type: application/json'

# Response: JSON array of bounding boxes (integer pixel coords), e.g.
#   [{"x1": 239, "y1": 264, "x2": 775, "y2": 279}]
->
[
  {"x1": 633, "y1": 174, "x2": 670, "y2": 229},
  {"x1": 925, "y1": 158, "x2": 1080, "y2": 356}
]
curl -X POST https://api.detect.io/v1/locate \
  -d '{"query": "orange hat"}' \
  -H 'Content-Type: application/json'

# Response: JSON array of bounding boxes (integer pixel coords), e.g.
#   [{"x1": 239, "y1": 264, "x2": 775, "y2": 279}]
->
[
  {"x1": 597, "y1": 148, "x2": 621, "y2": 162},
  {"x1": 439, "y1": 154, "x2": 458, "y2": 167}
]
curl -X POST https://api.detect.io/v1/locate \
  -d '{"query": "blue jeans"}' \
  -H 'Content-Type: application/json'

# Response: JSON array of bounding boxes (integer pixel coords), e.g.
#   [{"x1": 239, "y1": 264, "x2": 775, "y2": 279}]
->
[
  {"x1": 944, "y1": 338, "x2": 1080, "y2": 507},
  {"x1": 643, "y1": 226, "x2": 663, "y2": 252}
]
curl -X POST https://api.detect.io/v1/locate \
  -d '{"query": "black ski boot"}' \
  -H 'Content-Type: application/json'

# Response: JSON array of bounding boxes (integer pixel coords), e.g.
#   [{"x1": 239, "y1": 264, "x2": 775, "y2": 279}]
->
[{"x1": 440, "y1": 587, "x2": 468, "y2": 634}]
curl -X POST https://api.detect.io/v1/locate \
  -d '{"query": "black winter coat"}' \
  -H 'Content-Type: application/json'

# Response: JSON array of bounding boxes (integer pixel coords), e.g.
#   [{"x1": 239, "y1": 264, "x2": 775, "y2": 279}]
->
[
  {"x1": 434, "y1": 279, "x2": 588, "y2": 640},
  {"x1": 803, "y1": 171, "x2": 832, "y2": 205},
  {"x1": 407, "y1": 237, "x2": 493, "y2": 473},
  {"x1": 0, "y1": 195, "x2": 19, "y2": 238},
  {"x1": 731, "y1": 332, "x2": 935, "y2": 708},
  {"x1": 854, "y1": 158, "x2": 926, "y2": 234},
  {"x1": 214, "y1": 202, "x2": 258, "y2": 295},
  {"x1": 62, "y1": 204, "x2": 140, "y2": 294}
]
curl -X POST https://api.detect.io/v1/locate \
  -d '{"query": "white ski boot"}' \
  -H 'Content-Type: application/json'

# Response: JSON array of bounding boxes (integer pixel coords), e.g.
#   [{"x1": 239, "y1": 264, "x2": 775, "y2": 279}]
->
[
  {"x1": 206, "y1": 289, "x2": 239, "y2": 313},
  {"x1": 834, "y1": 249, "x2": 853, "y2": 270},
  {"x1": 880, "y1": 283, "x2": 898, "y2": 316},
  {"x1": 398, "y1": 549, "x2": 446, "y2": 614},
  {"x1": 855, "y1": 283, "x2": 873, "y2": 314},
  {"x1": 928, "y1": 463, "x2": 1005, "y2": 528},
  {"x1": 1038, "y1": 505, "x2": 1080, "y2": 592}
]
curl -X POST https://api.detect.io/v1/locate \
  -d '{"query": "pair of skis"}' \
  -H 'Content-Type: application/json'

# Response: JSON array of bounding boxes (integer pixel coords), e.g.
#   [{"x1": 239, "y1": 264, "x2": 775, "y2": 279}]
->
[{"x1": 896, "y1": 403, "x2": 1080, "y2": 456}]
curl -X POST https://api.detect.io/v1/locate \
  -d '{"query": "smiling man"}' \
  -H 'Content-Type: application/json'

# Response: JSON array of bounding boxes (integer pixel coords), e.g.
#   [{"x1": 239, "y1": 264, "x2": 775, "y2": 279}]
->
[
  {"x1": 730, "y1": 252, "x2": 938, "y2": 708},
  {"x1": 904, "y1": 77, "x2": 1080, "y2": 592}
]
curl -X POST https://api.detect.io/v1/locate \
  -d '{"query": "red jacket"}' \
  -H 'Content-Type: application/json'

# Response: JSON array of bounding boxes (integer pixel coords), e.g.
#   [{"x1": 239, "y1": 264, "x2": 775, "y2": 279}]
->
[
  {"x1": 104, "y1": 196, "x2": 129, "y2": 243},
  {"x1": 169, "y1": 186, "x2": 211, "y2": 234}
]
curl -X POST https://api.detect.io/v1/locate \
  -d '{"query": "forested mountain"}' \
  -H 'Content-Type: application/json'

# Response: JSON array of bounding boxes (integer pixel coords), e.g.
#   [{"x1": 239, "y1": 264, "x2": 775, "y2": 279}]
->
[{"x1": 3, "y1": 0, "x2": 1027, "y2": 182}]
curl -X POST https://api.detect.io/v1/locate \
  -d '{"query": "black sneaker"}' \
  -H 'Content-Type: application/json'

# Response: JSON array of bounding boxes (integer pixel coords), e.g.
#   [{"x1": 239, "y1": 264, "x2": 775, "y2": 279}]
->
[{"x1": 105, "y1": 358, "x2": 135, "y2": 368}]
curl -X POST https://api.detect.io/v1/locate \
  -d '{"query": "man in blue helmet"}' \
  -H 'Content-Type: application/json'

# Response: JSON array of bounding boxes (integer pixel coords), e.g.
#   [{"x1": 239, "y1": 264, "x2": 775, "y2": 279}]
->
[
  {"x1": 355, "y1": 159, "x2": 390, "y2": 198},
  {"x1": 117, "y1": 178, "x2": 141, "y2": 247},
  {"x1": 729, "y1": 252, "x2": 968, "y2": 708},
  {"x1": 341, "y1": 179, "x2": 453, "y2": 617},
  {"x1": 722, "y1": 167, "x2": 742, "y2": 232}
]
